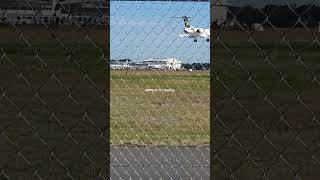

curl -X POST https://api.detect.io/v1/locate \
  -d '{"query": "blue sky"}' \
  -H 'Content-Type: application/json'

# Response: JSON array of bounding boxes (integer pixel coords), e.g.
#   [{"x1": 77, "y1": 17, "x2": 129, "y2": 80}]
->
[{"x1": 110, "y1": 1, "x2": 210, "y2": 63}]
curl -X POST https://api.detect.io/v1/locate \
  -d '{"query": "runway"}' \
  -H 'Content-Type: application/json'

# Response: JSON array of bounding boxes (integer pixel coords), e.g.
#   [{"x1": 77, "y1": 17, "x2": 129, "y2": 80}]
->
[{"x1": 111, "y1": 146, "x2": 210, "y2": 179}]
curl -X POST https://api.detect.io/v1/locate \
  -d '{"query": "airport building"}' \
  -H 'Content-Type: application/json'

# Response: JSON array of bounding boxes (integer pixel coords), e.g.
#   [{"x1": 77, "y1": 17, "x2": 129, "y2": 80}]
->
[
  {"x1": 0, "y1": 0, "x2": 108, "y2": 25},
  {"x1": 140, "y1": 58, "x2": 182, "y2": 70},
  {"x1": 110, "y1": 58, "x2": 183, "y2": 70},
  {"x1": 211, "y1": 0, "x2": 228, "y2": 25},
  {"x1": 110, "y1": 59, "x2": 131, "y2": 70}
]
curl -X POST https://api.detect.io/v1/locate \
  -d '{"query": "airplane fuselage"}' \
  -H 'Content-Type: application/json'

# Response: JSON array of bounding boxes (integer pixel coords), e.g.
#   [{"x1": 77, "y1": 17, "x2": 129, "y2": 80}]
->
[
  {"x1": 176, "y1": 16, "x2": 210, "y2": 42},
  {"x1": 184, "y1": 27, "x2": 203, "y2": 37},
  {"x1": 184, "y1": 27, "x2": 210, "y2": 41}
]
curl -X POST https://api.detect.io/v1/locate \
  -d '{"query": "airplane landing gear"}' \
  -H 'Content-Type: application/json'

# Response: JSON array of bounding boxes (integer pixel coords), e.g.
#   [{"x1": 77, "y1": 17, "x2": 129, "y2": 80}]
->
[
  {"x1": 206, "y1": 39, "x2": 210, "y2": 42},
  {"x1": 194, "y1": 39, "x2": 197, "y2": 42}
]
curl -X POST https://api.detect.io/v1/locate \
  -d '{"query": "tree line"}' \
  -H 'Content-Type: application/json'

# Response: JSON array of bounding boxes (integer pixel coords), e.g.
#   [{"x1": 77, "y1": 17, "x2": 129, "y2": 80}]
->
[
  {"x1": 228, "y1": 4, "x2": 320, "y2": 28},
  {"x1": 182, "y1": 63, "x2": 210, "y2": 70}
]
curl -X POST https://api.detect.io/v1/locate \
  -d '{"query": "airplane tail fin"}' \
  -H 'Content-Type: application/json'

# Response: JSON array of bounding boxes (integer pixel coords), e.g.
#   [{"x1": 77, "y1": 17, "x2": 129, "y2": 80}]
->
[{"x1": 182, "y1": 16, "x2": 191, "y2": 28}]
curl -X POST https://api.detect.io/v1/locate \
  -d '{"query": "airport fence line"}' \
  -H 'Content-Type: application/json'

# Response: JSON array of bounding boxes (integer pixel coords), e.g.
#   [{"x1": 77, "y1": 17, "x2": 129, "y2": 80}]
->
[
  {"x1": 212, "y1": 0, "x2": 320, "y2": 179},
  {"x1": 110, "y1": 0, "x2": 210, "y2": 179},
  {"x1": 0, "y1": 0, "x2": 108, "y2": 179}
]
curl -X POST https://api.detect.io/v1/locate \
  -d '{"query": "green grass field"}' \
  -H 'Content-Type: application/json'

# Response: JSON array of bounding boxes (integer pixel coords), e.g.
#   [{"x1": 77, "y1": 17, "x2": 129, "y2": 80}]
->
[
  {"x1": 0, "y1": 25, "x2": 108, "y2": 179},
  {"x1": 110, "y1": 70, "x2": 210, "y2": 146}
]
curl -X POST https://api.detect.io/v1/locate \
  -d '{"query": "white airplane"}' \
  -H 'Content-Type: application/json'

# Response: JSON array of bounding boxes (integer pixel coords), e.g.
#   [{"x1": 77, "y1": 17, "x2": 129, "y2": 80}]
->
[{"x1": 174, "y1": 16, "x2": 210, "y2": 42}]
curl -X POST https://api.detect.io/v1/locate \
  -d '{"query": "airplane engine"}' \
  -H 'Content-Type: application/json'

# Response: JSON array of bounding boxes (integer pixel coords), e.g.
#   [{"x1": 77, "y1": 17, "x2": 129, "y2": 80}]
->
[{"x1": 196, "y1": 29, "x2": 203, "y2": 33}]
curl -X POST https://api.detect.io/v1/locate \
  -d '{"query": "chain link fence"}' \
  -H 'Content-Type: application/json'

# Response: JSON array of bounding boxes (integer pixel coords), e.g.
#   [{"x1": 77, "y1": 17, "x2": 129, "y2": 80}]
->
[
  {"x1": 110, "y1": 0, "x2": 210, "y2": 179},
  {"x1": 0, "y1": 0, "x2": 109, "y2": 179},
  {"x1": 212, "y1": 0, "x2": 320, "y2": 179},
  {"x1": 2, "y1": 0, "x2": 319, "y2": 179}
]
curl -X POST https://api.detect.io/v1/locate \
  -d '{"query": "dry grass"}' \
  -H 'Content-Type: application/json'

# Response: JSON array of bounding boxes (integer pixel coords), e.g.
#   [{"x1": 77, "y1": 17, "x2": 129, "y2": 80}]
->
[
  {"x1": 0, "y1": 24, "x2": 108, "y2": 44},
  {"x1": 212, "y1": 31, "x2": 320, "y2": 179}
]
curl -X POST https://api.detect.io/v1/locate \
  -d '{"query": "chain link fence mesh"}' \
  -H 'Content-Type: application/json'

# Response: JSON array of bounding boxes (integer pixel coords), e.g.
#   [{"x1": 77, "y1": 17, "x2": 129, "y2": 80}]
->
[
  {"x1": 110, "y1": 0, "x2": 210, "y2": 179},
  {"x1": 2, "y1": 0, "x2": 319, "y2": 179},
  {"x1": 0, "y1": 0, "x2": 109, "y2": 179},
  {"x1": 212, "y1": 0, "x2": 320, "y2": 179}
]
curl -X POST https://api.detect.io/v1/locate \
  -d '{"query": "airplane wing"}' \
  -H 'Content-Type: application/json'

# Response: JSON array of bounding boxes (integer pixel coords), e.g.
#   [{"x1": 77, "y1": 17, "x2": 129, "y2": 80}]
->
[
  {"x1": 178, "y1": 33, "x2": 190, "y2": 37},
  {"x1": 200, "y1": 29, "x2": 210, "y2": 38}
]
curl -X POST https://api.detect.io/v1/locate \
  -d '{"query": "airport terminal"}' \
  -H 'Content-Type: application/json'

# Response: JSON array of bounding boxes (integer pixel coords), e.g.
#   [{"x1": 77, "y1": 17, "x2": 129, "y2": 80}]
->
[{"x1": 0, "y1": 0, "x2": 108, "y2": 25}]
